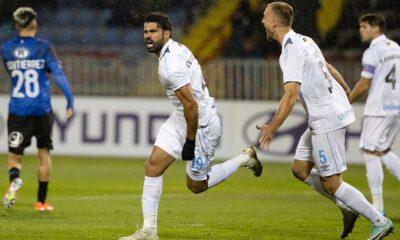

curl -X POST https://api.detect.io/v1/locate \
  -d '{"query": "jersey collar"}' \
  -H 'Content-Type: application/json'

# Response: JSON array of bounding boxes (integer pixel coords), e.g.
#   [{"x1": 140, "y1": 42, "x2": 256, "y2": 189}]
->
[
  {"x1": 282, "y1": 29, "x2": 295, "y2": 49},
  {"x1": 159, "y1": 39, "x2": 172, "y2": 60},
  {"x1": 370, "y1": 34, "x2": 387, "y2": 47}
]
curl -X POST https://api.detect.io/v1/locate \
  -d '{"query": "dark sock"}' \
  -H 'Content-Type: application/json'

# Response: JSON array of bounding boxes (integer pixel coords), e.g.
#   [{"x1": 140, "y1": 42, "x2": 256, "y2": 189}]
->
[
  {"x1": 9, "y1": 167, "x2": 20, "y2": 182},
  {"x1": 37, "y1": 181, "x2": 49, "y2": 203}
]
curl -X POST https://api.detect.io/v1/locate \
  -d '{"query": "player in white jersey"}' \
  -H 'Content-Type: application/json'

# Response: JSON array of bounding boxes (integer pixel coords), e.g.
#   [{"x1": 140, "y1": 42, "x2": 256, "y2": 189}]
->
[
  {"x1": 258, "y1": 2, "x2": 393, "y2": 240},
  {"x1": 350, "y1": 13, "x2": 400, "y2": 216},
  {"x1": 119, "y1": 12, "x2": 262, "y2": 240}
]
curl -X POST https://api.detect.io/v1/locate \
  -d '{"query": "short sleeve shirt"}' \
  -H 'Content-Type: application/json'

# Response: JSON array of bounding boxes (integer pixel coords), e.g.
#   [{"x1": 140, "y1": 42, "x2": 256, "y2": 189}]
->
[{"x1": 279, "y1": 30, "x2": 355, "y2": 134}]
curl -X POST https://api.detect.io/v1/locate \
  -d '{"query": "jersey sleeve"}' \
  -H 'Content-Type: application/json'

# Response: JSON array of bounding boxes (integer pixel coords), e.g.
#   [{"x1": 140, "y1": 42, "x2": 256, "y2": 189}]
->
[
  {"x1": 45, "y1": 42, "x2": 74, "y2": 109},
  {"x1": 164, "y1": 58, "x2": 191, "y2": 91},
  {"x1": 279, "y1": 44, "x2": 304, "y2": 84},
  {"x1": 361, "y1": 48, "x2": 377, "y2": 79},
  {"x1": 45, "y1": 42, "x2": 59, "y2": 67}
]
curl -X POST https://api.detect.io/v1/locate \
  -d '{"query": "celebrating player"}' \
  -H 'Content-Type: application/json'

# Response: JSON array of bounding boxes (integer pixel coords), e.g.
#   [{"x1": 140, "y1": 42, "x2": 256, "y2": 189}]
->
[
  {"x1": 119, "y1": 12, "x2": 262, "y2": 240},
  {"x1": 350, "y1": 13, "x2": 400, "y2": 215},
  {"x1": 1, "y1": 7, "x2": 74, "y2": 211},
  {"x1": 256, "y1": 2, "x2": 393, "y2": 239}
]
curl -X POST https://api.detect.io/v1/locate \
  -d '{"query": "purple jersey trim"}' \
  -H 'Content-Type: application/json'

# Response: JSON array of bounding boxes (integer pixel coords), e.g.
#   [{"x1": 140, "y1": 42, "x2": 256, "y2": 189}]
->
[{"x1": 363, "y1": 64, "x2": 376, "y2": 74}]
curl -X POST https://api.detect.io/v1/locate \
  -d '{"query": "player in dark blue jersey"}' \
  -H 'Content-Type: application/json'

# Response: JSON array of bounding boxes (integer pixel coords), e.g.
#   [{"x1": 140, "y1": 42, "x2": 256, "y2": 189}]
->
[{"x1": 1, "y1": 7, "x2": 74, "y2": 211}]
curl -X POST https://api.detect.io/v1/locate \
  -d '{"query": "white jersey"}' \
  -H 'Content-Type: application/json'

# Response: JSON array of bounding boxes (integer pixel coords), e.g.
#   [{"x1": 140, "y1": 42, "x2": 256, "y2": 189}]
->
[
  {"x1": 279, "y1": 30, "x2": 355, "y2": 134},
  {"x1": 158, "y1": 39, "x2": 215, "y2": 126},
  {"x1": 361, "y1": 34, "x2": 400, "y2": 116}
]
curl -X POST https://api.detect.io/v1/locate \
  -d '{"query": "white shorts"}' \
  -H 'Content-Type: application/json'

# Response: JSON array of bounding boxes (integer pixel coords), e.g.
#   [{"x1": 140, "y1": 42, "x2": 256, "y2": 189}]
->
[
  {"x1": 294, "y1": 128, "x2": 347, "y2": 177},
  {"x1": 359, "y1": 116, "x2": 400, "y2": 152},
  {"x1": 154, "y1": 111, "x2": 222, "y2": 181}
]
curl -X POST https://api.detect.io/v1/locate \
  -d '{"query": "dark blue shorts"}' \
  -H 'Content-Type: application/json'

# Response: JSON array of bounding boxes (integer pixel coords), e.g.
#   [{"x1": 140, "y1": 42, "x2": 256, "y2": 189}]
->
[{"x1": 7, "y1": 112, "x2": 54, "y2": 155}]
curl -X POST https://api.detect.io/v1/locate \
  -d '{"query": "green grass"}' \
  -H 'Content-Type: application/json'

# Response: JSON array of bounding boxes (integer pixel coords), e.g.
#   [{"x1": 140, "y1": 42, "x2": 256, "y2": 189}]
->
[{"x1": 0, "y1": 155, "x2": 398, "y2": 240}]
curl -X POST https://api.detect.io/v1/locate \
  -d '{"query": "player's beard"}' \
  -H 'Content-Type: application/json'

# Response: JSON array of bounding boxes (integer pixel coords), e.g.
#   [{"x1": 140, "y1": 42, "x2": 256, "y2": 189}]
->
[{"x1": 146, "y1": 38, "x2": 164, "y2": 54}]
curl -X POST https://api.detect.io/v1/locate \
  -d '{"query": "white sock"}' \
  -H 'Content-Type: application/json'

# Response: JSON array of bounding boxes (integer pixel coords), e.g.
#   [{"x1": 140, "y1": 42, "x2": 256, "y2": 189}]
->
[
  {"x1": 381, "y1": 151, "x2": 400, "y2": 180},
  {"x1": 304, "y1": 169, "x2": 335, "y2": 200},
  {"x1": 304, "y1": 169, "x2": 350, "y2": 211},
  {"x1": 142, "y1": 176, "x2": 163, "y2": 231},
  {"x1": 207, "y1": 153, "x2": 247, "y2": 188},
  {"x1": 364, "y1": 153, "x2": 384, "y2": 212},
  {"x1": 334, "y1": 182, "x2": 386, "y2": 226}
]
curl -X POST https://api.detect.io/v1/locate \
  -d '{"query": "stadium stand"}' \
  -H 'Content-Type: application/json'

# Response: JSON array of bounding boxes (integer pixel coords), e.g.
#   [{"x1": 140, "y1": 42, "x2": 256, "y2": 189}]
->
[{"x1": 0, "y1": 0, "x2": 399, "y2": 99}]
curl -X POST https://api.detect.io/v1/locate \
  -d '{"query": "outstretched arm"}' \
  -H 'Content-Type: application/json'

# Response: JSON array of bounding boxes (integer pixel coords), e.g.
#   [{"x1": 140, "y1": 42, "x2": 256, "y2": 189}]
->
[
  {"x1": 257, "y1": 82, "x2": 300, "y2": 150},
  {"x1": 175, "y1": 84, "x2": 199, "y2": 160}
]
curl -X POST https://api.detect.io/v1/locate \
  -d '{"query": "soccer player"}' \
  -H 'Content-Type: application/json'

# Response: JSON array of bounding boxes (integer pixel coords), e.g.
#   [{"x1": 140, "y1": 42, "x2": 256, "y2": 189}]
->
[
  {"x1": 350, "y1": 13, "x2": 400, "y2": 215},
  {"x1": 1, "y1": 7, "x2": 74, "y2": 211},
  {"x1": 119, "y1": 12, "x2": 262, "y2": 240},
  {"x1": 257, "y1": 2, "x2": 393, "y2": 239}
]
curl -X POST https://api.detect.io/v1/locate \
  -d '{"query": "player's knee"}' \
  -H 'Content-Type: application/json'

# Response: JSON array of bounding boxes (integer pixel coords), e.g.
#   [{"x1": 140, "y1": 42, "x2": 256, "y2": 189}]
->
[
  {"x1": 291, "y1": 165, "x2": 308, "y2": 181},
  {"x1": 144, "y1": 159, "x2": 162, "y2": 176}
]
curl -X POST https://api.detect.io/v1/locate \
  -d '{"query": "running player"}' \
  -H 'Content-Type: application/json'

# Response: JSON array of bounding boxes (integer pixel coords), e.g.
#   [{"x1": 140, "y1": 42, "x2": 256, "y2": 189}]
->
[
  {"x1": 257, "y1": 2, "x2": 393, "y2": 239},
  {"x1": 119, "y1": 11, "x2": 262, "y2": 240}
]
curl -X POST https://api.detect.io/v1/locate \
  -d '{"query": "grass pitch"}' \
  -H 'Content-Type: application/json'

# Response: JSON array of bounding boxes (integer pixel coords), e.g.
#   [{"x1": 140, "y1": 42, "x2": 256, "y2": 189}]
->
[{"x1": 0, "y1": 155, "x2": 398, "y2": 240}]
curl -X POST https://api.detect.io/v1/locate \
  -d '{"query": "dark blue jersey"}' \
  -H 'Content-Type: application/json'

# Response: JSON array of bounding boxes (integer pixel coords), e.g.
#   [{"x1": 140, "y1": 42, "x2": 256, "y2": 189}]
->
[{"x1": 1, "y1": 36, "x2": 74, "y2": 116}]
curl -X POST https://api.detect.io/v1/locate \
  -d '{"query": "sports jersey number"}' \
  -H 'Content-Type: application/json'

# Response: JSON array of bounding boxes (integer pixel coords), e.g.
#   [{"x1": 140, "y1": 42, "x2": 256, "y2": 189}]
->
[
  {"x1": 319, "y1": 150, "x2": 327, "y2": 164},
  {"x1": 11, "y1": 69, "x2": 39, "y2": 98},
  {"x1": 385, "y1": 64, "x2": 396, "y2": 90}
]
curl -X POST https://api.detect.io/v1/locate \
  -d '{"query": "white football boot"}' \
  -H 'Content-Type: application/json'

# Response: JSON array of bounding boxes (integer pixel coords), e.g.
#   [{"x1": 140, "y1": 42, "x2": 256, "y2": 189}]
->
[
  {"x1": 4, "y1": 178, "x2": 23, "y2": 208},
  {"x1": 119, "y1": 229, "x2": 158, "y2": 240},
  {"x1": 242, "y1": 146, "x2": 263, "y2": 177}
]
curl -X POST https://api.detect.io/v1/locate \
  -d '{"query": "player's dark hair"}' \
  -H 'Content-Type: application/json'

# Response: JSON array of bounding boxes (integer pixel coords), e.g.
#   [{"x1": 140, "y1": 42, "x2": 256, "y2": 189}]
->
[
  {"x1": 144, "y1": 11, "x2": 173, "y2": 33},
  {"x1": 359, "y1": 13, "x2": 386, "y2": 32},
  {"x1": 268, "y1": 2, "x2": 293, "y2": 27},
  {"x1": 13, "y1": 7, "x2": 37, "y2": 28}
]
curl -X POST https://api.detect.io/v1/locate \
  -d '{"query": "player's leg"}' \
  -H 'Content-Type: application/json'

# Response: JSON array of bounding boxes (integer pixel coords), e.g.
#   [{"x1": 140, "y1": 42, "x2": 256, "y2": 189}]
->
[
  {"x1": 120, "y1": 114, "x2": 180, "y2": 240},
  {"x1": 360, "y1": 116, "x2": 400, "y2": 214},
  {"x1": 185, "y1": 114, "x2": 261, "y2": 193},
  {"x1": 315, "y1": 128, "x2": 392, "y2": 239},
  {"x1": 321, "y1": 174, "x2": 393, "y2": 239},
  {"x1": 35, "y1": 148, "x2": 53, "y2": 211},
  {"x1": 34, "y1": 112, "x2": 54, "y2": 211},
  {"x1": 381, "y1": 150, "x2": 400, "y2": 180},
  {"x1": 292, "y1": 129, "x2": 337, "y2": 200},
  {"x1": 364, "y1": 151, "x2": 384, "y2": 213},
  {"x1": 119, "y1": 146, "x2": 174, "y2": 240},
  {"x1": 4, "y1": 114, "x2": 30, "y2": 208},
  {"x1": 380, "y1": 117, "x2": 400, "y2": 181},
  {"x1": 300, "y1": 128, "x2": 359, "y2": 239},
  {"x1": 4, "y1": 153, "x2": 23, "y2": 208}
]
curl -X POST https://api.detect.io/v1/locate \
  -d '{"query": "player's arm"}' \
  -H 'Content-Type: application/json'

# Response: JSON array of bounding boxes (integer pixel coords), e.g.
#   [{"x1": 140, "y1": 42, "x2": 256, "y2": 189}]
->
[
  {"x1": 257, "y1": 82, "x2": 300, "y2": 150},
  {"x1": 48, "y1": 61, "x2": 74, "y2": 118},
  {"x1": 326, "y1": 62, "x2": 350, "y2": 99},
  {"x1": 175, "y1": 84, "x2": 199, "y2": 160},
  {"x1": 46, "y1": 43, "x2": 74, "y2": 118},
  {"x1": 349, "y1": 76, "x2": 371, "y2": 103}
]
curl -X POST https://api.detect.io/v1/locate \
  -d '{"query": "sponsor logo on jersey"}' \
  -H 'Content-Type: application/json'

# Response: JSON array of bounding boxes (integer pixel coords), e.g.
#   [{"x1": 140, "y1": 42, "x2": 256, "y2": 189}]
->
[
  {"x1": 13, "y1": 47, "x2": 30, "y2": 59},
  {"x1": 9, "y1": 131, "x2": 24, "y2": 148}
]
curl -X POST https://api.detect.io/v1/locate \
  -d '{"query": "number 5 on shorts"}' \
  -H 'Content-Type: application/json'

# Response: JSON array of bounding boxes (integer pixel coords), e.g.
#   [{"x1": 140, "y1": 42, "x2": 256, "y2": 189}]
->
[{"x1": 319, "y1": 150, "x2": 327, "y2": 164}]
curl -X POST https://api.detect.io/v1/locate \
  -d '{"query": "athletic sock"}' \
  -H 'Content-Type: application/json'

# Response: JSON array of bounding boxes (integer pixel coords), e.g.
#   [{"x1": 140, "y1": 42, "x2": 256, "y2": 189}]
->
[
  {"x1": 334, "y1": 182, "x2": 386, "y2": 226},
  {"x1": 304, "y1": 169, "x2": 350, "y2": 210},
  {"x1": 381, "y1": 151, "x2": 400, "y2": 180},
  {"x1": 37, "y1": 181, "x2": 49, "y2": 203},
  {"x1": 142, "y1": 176, "x2": 163, "y2": 231},
  {"x1": 9, "y1": 167, "x2": 20, "y2": 182},
  {"x1": 207, "y1": 153, "x2": 247, "y2": 188},
  {"x1": 364, "y1": 153, "x2": 384, "y2": 212}
]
